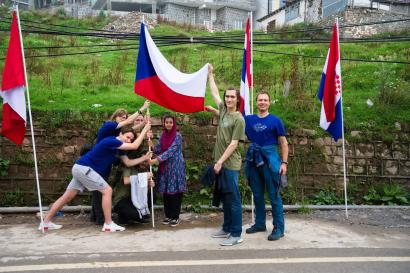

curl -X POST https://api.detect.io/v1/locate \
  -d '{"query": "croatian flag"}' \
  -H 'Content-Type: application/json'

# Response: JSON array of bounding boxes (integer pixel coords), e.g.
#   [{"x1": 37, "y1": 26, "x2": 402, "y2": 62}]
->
[
  {"x1": 317, "y1": 23, "x2": 343, "y2": 141},
  {"x1": 134, "y1": 23, "x2": 208, "y2": 113},
  {"x1": 1, "y1": 11, "x2": 26, "y2": 145},
  {"x1": 240, "y1": 17, "x2": 251, "y2": 116}
]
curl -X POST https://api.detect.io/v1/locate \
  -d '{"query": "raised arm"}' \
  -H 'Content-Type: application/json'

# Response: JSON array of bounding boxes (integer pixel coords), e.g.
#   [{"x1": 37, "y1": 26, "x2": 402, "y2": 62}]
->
[
  {"x1": 208, "y1": 64, "x2": 222, "y2": 106},
  {"x1": 119, "y1": 122, "x2": 151, "y2": 151},
  {"x1": 117, "y1": 100, "x2": 150, "y2": 129}
]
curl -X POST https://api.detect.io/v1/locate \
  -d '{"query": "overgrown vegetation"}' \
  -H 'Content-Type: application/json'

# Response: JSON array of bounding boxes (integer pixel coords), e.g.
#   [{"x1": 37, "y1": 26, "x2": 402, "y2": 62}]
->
[
  {"x1": 363, "y1": 184, "x2": 409, "y2": 205},
  {"x1": 0, "y1": 159, "x2": 10, "y2": 177},
  {"x1": 0, "y1": 10, "x2": 409, "y2": 207},
  {"x1": 0, "y1": 10, "x2": 408, "y2": 139}
]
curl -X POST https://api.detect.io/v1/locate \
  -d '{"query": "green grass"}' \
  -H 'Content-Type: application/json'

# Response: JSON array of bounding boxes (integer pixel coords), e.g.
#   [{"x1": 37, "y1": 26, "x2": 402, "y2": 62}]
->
[{"x1": 0, "y1": 10, "x2": 409, "y2": 140}]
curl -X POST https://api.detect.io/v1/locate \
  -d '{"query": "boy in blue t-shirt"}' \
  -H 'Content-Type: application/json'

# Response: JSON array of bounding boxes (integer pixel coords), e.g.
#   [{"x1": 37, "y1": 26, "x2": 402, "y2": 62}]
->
[
  {"x1": 244, "y1": 91, "x2": 289, "y2": 241},
  {"x1": 39, "y1": 124, "x2": 151, "y2": 233}
]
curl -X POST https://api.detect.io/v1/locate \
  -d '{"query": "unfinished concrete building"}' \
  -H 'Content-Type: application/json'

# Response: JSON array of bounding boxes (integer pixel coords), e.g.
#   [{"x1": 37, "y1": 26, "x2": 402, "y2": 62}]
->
[{"x1": 92, "y1": 0, "x2": 256, "y2": 31}]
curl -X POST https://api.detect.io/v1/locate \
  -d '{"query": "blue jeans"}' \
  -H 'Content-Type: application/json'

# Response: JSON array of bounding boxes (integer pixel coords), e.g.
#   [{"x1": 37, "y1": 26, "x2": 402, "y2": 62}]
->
[
  {"x1": 249, "y1": 165, "x2": 285, "y2": 233},
  {"x1": 221, "y1": 169, "x2": 242, "y2": 237}
]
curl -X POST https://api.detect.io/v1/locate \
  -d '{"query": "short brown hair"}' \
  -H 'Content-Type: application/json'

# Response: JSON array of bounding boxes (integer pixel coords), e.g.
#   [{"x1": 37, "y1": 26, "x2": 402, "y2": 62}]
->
[
  {"x1": 224, "y1": 87, "x2": 241, "y2": 111},
  {"x1": 256, "y1": 90, "x2": 270, "y2": 101},
  {"x1": 110, "y1": 108, "x2": 128, "y2": 121},
  {"x1": 120, "y1": 125, "x2": 135, "y2": 137}
]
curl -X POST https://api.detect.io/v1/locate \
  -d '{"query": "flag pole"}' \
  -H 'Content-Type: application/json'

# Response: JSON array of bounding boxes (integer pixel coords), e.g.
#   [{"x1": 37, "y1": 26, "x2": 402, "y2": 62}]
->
[
  {"x1": 140, "y1": 16, "x2": 154, "y2": 228},
  {"x1": 146, "y1": 107, "x2": 155, "y2": 228},
  {"x1": 14, "y1": 4, "x2": 45, "y2": 232},
  {"x1": 249, "y1": 11, "x2": 255, "y2": 225},
  {"x1": 336, "y1": 17, "x2": 348, "y2": 219}
]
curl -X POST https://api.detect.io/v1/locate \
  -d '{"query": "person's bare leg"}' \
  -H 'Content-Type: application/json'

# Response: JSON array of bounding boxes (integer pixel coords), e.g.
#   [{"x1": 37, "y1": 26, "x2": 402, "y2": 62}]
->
[
  {"x1": 100, "y1": 186, "x2": 113, "y2": 224},
  {"x1": 44, "y1": 189, "x2": 78, "y2": 223}
]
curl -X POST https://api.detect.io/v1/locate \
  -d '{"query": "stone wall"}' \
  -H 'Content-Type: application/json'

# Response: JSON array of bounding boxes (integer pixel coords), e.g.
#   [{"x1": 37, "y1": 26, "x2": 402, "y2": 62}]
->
[{"x1": 1, "y1": 117, "x2": 409, "y2": 205}]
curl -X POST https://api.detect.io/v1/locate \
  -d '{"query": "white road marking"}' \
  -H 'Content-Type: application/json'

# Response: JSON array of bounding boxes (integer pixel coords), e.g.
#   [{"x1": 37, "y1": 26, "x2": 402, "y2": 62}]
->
[{"x1": 0, "y1": 257, "x2": 409, "y2": 272}]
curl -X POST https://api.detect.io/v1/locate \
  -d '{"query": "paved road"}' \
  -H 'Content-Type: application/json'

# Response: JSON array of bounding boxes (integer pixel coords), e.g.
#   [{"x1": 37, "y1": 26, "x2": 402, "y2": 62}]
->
[
  {"x1": 0, "y1": 211, "x2": 409, "y2": 273},
  {"x1": 1, "y1": 249, "x2": 409, "y2": 273}
]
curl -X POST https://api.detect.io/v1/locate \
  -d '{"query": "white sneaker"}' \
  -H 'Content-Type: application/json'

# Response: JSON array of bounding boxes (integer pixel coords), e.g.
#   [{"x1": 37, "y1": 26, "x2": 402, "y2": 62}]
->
[
  {"x1": 220, "y1": 236, "x2": 243, "y2": 246},
  {"x1": 102, "y1": 221, "x2": 125, "y2": 232},
  {"x1": 38, "y1": 221, "x2": 62, "y2": 231}
]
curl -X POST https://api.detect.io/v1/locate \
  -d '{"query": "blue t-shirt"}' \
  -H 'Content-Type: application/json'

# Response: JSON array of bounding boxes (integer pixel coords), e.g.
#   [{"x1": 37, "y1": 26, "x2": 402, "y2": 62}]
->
[
  {"x1": 245, "y1": 114, "x2": 286, "y2": 146},
  {"x1": 76, "y1": 136, "x2": 123, "y2": 180},
  {"x1": 96, "y1": 121, "x2": 119, "y2": 143}
]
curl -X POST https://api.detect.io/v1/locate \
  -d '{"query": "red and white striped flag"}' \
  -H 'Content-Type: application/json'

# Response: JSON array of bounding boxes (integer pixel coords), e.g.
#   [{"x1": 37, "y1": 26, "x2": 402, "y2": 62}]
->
[
  {"x1": 1, "y1": 11, "x2": 26, "y2": 145},
  {"x1": 240, "y1": 16, "x2": 251, "y2": 115}
]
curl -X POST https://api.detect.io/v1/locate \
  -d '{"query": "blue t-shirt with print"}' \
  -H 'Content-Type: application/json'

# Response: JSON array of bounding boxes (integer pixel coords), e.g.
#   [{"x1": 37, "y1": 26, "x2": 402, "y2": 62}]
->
[
  {"x1": 76, "y1": 136, "x2": 123, "y2": 180},
  {"x1": 245, "y1": 114, "x2": 286, "y2": 146},
  {"x1": 96, "y1": 121, "x2": 119, "y2": 143}
]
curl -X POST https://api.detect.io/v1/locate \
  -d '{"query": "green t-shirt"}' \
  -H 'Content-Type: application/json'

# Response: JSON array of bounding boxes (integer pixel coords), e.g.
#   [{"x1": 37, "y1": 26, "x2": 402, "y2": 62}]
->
[
  {"x1": 112, "y1": 180, "x2": 131, "y2": 207},
  {"x1": 213, "y1": 103, "x2": 245, "y2": 170}
]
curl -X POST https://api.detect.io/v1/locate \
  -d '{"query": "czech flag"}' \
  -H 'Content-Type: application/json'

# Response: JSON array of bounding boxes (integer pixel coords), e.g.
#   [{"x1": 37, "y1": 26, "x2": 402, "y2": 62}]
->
[
  {"x1": 1, "y1": 11, "x2": 26, "y2": 145},
  {"x1": 240, "y1": 17, "x2": 251, "y2": 116},
  {"x1": 134, "y1": 23, "x2": 208, "y2": 113},
  {"x1": 317, "y1": 23, "x2": 343, "y2": 141}
]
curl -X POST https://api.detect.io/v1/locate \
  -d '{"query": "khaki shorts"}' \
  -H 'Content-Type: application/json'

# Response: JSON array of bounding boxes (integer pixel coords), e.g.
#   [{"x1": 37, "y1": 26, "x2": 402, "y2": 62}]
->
[{"x1": 67, "y1": 164, "x2": 109, "y2": 192}]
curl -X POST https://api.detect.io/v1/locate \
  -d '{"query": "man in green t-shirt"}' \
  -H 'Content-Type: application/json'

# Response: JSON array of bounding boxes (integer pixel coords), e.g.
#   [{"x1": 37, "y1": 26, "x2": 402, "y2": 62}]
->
[{"x1": 205, "y1": 64, "x2": 245, "y2": 246}]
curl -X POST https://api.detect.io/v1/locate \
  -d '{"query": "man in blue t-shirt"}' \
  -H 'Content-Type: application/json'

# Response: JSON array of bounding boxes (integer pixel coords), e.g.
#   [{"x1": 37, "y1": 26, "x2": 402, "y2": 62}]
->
[
  {"x1": 39, "y1": 124, "x2": 152, "y2": 233},
  {"x1": 244, "y1": 91, "x2": 289, "y2": 241}
]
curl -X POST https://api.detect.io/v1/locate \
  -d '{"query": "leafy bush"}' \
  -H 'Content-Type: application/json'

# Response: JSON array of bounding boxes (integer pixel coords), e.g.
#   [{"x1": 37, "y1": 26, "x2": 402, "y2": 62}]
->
[
  {"x1": 0, "y1": 159, "x2": 10, "y2": 177},
  {"x1": 0, "y1": 190, "x2": 25, "y2": 207},
  {"x1": 363, "y1": 185, "x2": 409, "y2": 205},
  {"x1": 312, "y1": 190, "x2": 343, "y2": 205}
]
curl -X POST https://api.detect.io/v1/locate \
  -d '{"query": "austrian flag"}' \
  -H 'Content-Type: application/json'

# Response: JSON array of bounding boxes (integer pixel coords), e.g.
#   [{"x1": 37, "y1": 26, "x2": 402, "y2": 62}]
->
[{"x1": 1, "y1": 11, "x2": 27, "y2": 145}]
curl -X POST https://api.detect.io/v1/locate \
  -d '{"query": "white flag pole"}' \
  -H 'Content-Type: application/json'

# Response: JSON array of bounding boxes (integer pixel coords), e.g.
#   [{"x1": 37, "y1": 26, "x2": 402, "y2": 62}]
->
[
  {"x1": 249, "y1": 12, "x2": 255, "y2": 225},
  {"x1": 15, "y1": 4, "x2": 45, "y2": 232},
  {"x1": 140, "y1": 16, "x2": 154, "y2": 228},
  {"x1": 146, "y1": 107, "x2": 155, "y2": 228},
  {"x1": 336, "y1": 18, "x2": 349, "y2": 219}
]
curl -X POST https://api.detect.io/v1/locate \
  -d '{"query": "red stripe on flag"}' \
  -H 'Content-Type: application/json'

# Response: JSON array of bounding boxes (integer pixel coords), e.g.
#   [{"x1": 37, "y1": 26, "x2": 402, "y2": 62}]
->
[
  {"x1": 1, "y1": 11, "x2": 25, "y2": 91},
  {"x1": 1, "y1": 103, "x2": 25, "y2": 145},
  {"x1": 323, "y1": 24, "x2": 339, "y2": 123},
  {"x1": 135, "y1": 76, "x2": 204, "y2": 113}
]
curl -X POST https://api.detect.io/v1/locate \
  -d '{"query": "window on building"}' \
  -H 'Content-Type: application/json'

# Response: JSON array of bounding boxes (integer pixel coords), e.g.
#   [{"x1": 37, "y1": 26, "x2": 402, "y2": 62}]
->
[{"x1": 285, "y1": 3, "x2": 300, "y2": 22}]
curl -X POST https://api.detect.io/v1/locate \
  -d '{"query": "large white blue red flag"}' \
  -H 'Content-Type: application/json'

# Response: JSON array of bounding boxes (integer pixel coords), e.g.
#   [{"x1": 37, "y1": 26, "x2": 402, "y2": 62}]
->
[
  {"x1": 1, "y1": 11, "x2": 26, "y2": 145},
  {"x1": 134, "y1": 23, "x2": 208, "y2": 113},
  {"x1": 317, "y1": 23, "x2": 343, "y2": 141},
  {"x1": 240, "y1": 17, "x2": 251, "y2": 116}
]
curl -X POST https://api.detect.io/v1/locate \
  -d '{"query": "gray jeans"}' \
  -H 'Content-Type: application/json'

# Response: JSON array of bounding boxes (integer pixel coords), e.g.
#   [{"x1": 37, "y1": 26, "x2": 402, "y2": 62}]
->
[{"x1": 67, "y1": 164, "x2": 109, "y2": 192}]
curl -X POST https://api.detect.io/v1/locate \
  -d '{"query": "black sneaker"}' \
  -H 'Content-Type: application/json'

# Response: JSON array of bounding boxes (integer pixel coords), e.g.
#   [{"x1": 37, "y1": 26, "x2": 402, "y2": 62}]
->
[
  {"x1": 170, "y1": 219, "x2": 180, "y2": 227},
  {"x1": 246, "y1": 225, "x2": 267, "y2": 234},
  {"x1": 267, "y1": 229, "x2": 284, "y2": 241},
  {"x1": 162, "y1": 218, "x2": 171, "y2": 225}
]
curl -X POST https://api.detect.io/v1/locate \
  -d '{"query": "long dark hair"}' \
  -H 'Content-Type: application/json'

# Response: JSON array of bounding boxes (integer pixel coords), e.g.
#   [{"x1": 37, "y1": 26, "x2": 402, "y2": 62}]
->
[{"x1": 223, "y1": 87, "x2": 241, "y2": 111}]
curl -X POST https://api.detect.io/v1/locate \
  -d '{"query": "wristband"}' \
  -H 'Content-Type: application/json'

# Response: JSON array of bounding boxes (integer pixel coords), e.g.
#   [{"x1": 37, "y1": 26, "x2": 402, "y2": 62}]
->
[
  {"x1": 281, "y1": 161, "x2": 288, "y2": 165},
  {"x1": 138, "y1": 109, "x2": 143, "y2": 115}
]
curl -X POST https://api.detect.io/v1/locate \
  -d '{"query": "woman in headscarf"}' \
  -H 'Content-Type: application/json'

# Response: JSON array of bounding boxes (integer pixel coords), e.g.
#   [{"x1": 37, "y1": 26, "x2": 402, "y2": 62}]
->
[{"x1": 149, "y1": 114, "x2": 186, "y2": 227}]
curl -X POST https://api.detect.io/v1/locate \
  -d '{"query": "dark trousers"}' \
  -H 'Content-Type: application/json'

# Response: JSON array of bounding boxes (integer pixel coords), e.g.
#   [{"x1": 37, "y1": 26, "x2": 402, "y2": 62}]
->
[
  {"x1": 163, "y1": 193, "x2": 183, "y2": 220},
  {"x1": 113, "y1": 197, "x2": 142, "y2": 224},
  {"x1": 90, "y1": 191, "x2": 104, "y2": 225}
]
